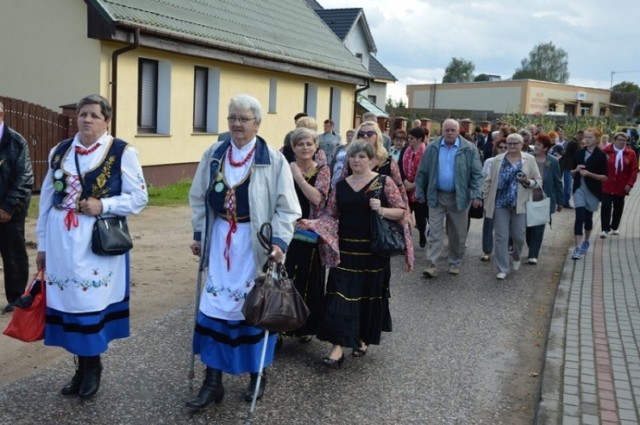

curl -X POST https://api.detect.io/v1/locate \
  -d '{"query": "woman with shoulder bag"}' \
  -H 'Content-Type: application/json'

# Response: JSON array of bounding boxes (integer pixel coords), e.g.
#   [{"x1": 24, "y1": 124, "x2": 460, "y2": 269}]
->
[
  {"x1": 525, "y1": 133, "x2": 563, "y2": 264},
  {"x1": 570, "y1": 128, "x2": 608, "y2": 260},
  {"x1": 300, "y1": 140, "x2": 413, "y2": 368},
  {"x1": 35, "y1": 94, "x2": 148, "y2": 399},
  {"x1": 483, "y1": 133, "x2": 542, "y2": 280}
]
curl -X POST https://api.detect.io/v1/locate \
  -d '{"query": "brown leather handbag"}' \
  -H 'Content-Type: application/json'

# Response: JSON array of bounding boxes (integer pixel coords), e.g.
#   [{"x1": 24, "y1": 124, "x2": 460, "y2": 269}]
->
[{"x1": 241, "y1": 223, "x2": 310, "y2": 332}]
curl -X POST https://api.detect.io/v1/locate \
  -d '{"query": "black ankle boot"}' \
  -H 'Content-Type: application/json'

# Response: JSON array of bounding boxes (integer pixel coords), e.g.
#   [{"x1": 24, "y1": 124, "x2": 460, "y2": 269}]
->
[
  {"x1": 78, "y1": 355, "x2": 103, "y2": 399},
  {"x1": 61, "y1": 356, "x2": 85, "y2": 396},
  {"x1": 186, "y1": 368, "x2": 224, "y2": 410},
  {"x1": 244, "y1": 372, "x2": 266, "y2": 402}
]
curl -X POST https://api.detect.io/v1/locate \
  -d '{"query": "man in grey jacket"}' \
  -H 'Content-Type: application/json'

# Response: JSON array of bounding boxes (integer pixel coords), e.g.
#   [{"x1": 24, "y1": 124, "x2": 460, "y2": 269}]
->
[
  {"x1": 415, "y1": 119, "x2": 483, "y2": 278},
  {"x1": 0, "y1": 101, "x2": 34, "y2": 313}
]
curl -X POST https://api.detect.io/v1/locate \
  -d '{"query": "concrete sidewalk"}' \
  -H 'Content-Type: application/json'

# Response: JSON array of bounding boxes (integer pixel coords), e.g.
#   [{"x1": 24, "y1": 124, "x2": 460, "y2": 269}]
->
[{"x1": 537, "y1": 188, "x2": 640, "y2": 424}]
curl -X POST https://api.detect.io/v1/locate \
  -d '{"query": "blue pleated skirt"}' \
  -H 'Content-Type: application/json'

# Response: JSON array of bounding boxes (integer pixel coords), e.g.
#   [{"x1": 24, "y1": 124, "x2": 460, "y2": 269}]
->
[
  {"x1": 44, "y1": 296, "x2": 130, "y2": 356},
  {"x1": 193, "y1": 312, "x2": 276, "y2": 375}
]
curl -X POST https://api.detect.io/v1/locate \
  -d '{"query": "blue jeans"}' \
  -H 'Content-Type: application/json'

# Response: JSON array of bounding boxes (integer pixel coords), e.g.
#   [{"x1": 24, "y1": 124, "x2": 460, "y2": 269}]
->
[{"x1": 562, "y1": 170, "x2": 572, "y2": 206}]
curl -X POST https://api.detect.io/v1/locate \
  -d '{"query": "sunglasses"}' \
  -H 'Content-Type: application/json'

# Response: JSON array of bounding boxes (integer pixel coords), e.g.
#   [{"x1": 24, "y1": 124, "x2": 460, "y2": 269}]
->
[
  {"x1": 498, "y1": 145, "x2": 508, "y2": 150},
  {"x1": 357, "y1": 130, "x2": 376, "y2": 138}
]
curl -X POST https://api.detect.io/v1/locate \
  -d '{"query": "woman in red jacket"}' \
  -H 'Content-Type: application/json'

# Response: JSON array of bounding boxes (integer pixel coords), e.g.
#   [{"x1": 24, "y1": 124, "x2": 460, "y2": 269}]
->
[{"x1": 600, "y1": 132, "x2": 638, "y2": 237}]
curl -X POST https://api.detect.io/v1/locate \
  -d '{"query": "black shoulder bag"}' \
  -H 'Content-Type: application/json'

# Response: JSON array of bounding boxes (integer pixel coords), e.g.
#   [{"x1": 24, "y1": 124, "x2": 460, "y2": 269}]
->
[
  {"x1": 370, "y1": 175, "x2": 406, "y2": 257},
  {"x1": 74, "y1": 150, "x2": 133, "y2": 256}
]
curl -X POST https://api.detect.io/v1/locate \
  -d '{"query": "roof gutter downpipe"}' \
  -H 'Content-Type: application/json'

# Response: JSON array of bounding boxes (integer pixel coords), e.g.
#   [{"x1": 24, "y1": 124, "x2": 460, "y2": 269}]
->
[
  {"x1": 111, "y1": 28, "x2": 140, "y2": 137},
  {"x1": 354, "y1": 79, "x2": 371, "y2": 127}
]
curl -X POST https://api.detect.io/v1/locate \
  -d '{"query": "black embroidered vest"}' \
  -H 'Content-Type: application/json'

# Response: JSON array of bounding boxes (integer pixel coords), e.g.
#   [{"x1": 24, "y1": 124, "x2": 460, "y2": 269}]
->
[{"x1": 50, "y1": 138, "x2": 128, "y2": 208}]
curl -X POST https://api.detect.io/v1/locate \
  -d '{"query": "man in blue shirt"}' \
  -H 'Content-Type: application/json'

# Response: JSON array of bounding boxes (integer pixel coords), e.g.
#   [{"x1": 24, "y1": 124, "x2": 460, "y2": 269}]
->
[{"x1": 415, "y1": 119, "x2": 483, "y2": 278}]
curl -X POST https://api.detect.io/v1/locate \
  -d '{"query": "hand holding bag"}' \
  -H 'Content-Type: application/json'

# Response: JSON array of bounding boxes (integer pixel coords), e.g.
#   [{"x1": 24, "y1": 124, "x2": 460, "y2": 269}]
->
[
  {"x1": 526, "y1": 188, "x2": 550, "y2": 227},
  {"x1": 241, "y1": 223, "x2": 310, "y2": 332},
  {"x1": 3, "y1": 270, "x2": 47, "y2": 342},
  {"x1": 370, "y1": 175, "x2": 406, "y2": 257},
  {"x1": 74, "y1": 150, "x2": 133, "y2": 256}
]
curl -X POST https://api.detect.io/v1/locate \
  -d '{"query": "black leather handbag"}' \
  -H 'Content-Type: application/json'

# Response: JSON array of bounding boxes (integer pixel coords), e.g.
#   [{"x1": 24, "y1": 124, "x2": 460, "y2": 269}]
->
[
  {"x1": 74, "y1": 150, "x2": 133, "y2": 256},
  {"x1": 92, "y1": 216, "x2": 133, "y2": 256},
  {"x1": 242, "y1": 223, "x2": 310, "y2": 332},
  {"x1": 370, "y1": 175, "x2": 406, "y2": 257}
]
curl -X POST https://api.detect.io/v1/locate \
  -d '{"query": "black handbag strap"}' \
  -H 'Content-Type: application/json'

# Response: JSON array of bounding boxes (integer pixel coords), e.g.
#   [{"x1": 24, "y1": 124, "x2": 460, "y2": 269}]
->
[
  {"x1": 73, "y1": 151, "x2": 87, "y2": 197},
  {"x1": 372, "y1": 174, "x2": 388, "y2": 207}
]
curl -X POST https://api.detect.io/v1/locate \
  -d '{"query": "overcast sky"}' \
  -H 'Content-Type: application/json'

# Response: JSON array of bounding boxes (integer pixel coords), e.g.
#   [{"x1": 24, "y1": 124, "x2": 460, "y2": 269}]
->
[{"x1": 318, "y1": 0, "x2": 640, "y2": 102}]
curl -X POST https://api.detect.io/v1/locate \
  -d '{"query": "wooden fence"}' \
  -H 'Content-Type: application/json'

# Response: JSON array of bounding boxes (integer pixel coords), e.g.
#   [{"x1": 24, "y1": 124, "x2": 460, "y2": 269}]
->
[{"x1": 0, "y1": 96, "x2": 73, "y2": 191}]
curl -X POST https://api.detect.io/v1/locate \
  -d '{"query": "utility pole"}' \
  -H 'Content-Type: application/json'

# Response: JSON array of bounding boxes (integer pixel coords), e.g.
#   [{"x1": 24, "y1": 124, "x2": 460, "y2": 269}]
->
[{"x1": 610, "y1": 70, "x2": 640, "y2": 89}]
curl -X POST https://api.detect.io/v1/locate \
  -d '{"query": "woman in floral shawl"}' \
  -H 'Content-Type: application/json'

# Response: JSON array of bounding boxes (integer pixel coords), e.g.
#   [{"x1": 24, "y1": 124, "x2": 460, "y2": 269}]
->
[
  {"x1": 283, "y1": 127, "x2": 330, "y2": 341},
  {"x1": 300, "y1": 140, "x2": 413, "y2": 368}
]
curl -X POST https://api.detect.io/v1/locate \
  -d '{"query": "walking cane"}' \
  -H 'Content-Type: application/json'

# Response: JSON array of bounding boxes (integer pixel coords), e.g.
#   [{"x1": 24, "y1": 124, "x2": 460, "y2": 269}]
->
[
  {"x1": 244, "y1": 329, "x2": 270, "y2": 425},
  {"x1": 244, "y1": 223, "x2": 276, "y2": 424},
  {"x1": 188, "y1": 251, "x2": 206, "y2": 390}
]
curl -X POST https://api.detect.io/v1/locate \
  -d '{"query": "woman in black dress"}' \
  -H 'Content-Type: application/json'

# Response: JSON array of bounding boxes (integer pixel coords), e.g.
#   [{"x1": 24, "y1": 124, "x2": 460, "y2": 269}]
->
[
  {"x1": 315, "y1": 140, "x2": 409, "y2": 367},
  {"x1": 284, "y1": 127, "x2": 330, "y2": 341}
]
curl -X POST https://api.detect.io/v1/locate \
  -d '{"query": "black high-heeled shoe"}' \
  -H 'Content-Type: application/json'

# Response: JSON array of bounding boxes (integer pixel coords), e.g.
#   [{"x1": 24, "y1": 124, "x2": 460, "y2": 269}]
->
[
  {"x1": 352, "y1": 347, "x2": 368, "y2": 357},
  {"x1": 321, "y1": 354, "x2": 345, "y2": 368}
]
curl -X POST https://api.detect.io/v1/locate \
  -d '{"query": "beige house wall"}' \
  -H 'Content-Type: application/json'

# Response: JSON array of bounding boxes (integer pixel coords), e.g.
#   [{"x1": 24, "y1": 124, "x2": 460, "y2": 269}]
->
[
  {"x1": 106, "y1": 47, "x2": 355, "y2": 166},
  {"x1": 0, "y1": 0, "x2": 100, "y2": 110},
  {"x1": 407, "y1": 80, "x2": 611, "y2": 116}
]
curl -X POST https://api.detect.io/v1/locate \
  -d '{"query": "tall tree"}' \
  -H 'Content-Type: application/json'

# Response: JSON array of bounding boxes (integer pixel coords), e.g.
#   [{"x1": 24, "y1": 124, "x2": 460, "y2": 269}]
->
[
  {"x1": 474, "y1": 73, "x2": 492, "y2": 82},
  {"x1": 611, "y1": 81, "x2": 640, "y2": 117},
  {"x1": 442, "y1": 57, "x2": 475, "y2": 83},
  {"x1": 512, "y1": 42, "x2": 569, "y2": 83}
]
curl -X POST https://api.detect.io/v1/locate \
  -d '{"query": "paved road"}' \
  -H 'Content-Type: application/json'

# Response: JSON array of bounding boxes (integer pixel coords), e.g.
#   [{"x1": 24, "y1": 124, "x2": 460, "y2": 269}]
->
[{"x1": 0, "y1": 211, "x2": 575, "y2": 424}]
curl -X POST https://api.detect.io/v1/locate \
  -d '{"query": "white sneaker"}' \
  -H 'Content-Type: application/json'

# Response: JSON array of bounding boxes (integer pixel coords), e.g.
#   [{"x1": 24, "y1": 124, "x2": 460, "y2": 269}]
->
[
  {"x1": 528, "y1": 258, "x2": 538, "y2": 265},
  {"x1": 496, "y1": 272, "x2": 507, "y2": 280},
  {"x1": 600, "y1": 231, "x2": 608, "y2": 239},
  {"x1": 512, "y1": 261, "x2": 521, "y2": 271},
  {"x1": 611, "y1": 229, "x2": 620, "y2": 235}
]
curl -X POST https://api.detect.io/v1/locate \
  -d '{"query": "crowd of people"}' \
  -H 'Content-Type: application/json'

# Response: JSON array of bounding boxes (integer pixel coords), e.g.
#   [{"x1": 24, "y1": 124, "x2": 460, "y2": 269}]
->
[{"x1": 2, "y1": 92, "x2": 638, "y2": 412}]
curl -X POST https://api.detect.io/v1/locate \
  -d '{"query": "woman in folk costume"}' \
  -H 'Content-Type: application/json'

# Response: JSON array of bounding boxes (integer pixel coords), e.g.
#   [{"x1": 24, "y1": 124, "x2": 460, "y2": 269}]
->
[
  {"x1": 35, "y1": 94, "x2": 148, "y2": 399},
  {"x1": 187, "y1": 94, "x2": 300, "y2": 410}
]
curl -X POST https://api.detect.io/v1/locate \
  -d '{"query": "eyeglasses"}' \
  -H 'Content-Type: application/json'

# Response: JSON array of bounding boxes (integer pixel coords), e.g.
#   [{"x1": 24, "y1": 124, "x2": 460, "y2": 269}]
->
[
  {"x1": 357, "y1": 130, "x2": 376, "y2": 138},
  {"x1": 227, "y1": 116, "x2": 255, "y2": 123},
  {"x1": 506, "y1": 142, "x2": 521, "y2": 146}
]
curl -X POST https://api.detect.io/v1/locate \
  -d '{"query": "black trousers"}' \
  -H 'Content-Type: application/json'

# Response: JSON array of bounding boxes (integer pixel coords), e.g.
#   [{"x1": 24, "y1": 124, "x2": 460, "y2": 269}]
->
[
  {"x1": 409, "y1": 201, "x2": 428, "y2": 236},
  {"x1": 0, "y1": 219, "x2": 29, "y2": 304},
  {"x1": 600, "y1": 193, "x2": 625, "y2": 232}
]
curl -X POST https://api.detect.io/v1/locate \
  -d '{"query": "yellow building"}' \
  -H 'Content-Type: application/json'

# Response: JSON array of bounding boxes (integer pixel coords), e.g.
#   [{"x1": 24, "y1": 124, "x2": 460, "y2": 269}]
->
[
  {"x1": 0, "y1": 0, "x2": 371, "y2": 186},
  {"x1": 407, "y1": 80, "x2": 614, "y2": 117}
]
